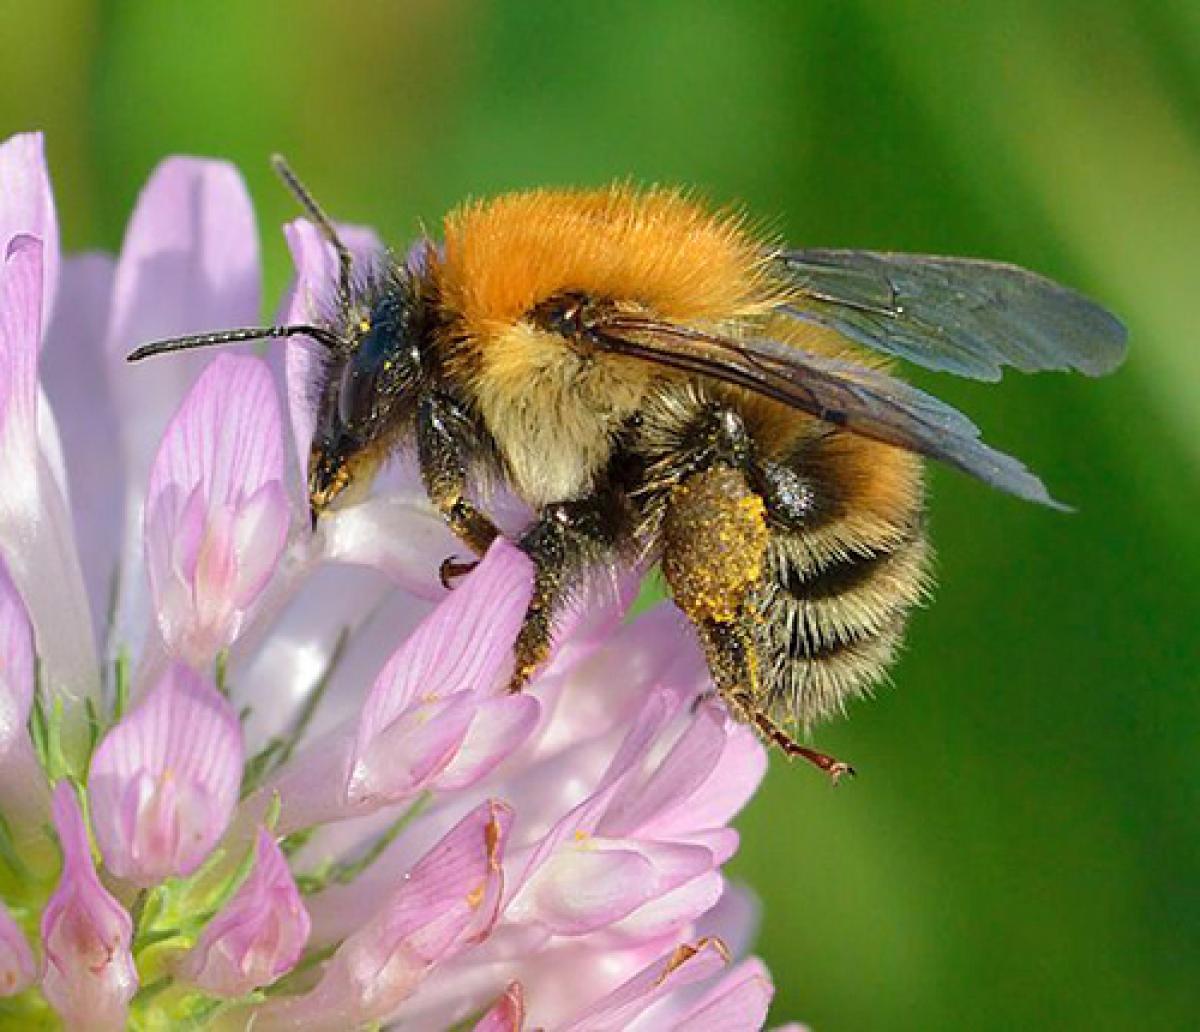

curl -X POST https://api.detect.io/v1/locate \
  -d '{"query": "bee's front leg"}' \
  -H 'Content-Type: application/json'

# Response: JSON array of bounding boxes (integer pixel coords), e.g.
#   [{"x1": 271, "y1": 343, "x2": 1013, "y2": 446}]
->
[{"x1": 416, "y1": 392, "x2": 502, "y2": 583}]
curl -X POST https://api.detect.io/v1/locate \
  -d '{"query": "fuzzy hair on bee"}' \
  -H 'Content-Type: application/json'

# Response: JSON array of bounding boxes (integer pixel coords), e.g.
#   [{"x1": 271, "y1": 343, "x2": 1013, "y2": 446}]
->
[{"x1": 129, "y1": 158, "x2": 1127, "y2": 781}]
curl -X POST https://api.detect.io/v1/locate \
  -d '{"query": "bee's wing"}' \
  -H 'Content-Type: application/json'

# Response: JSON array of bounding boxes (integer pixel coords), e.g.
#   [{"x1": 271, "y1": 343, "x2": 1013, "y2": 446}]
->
[
  {"x1": 776, "y1": 249, "x2": 1127, "y2": 381},
  {"x1": 594, "y1": 318, "x2": 1063, "y2": 508}
]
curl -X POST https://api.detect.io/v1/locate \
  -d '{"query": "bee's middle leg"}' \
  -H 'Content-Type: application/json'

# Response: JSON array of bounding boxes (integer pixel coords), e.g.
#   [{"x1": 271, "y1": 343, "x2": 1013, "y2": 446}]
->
[{"x1": 508, "y1": 488, "x2": 628, "y2": 691}]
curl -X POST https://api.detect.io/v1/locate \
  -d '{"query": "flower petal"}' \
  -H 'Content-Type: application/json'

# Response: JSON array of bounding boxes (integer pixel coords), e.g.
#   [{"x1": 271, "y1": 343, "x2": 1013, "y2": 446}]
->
[
  {"x1": 0, "y1": 900, "x2": 34, "y2": 997},
  {"x1": 257, "y1": 800, "x2": 511, "y2": 1031},
  {"x1": 473, "y1": 982, "x2": 525, "y2": 1032},
  {"x1": 0, "y1": 234, "x2": 42, "y2": 501},
  {"x1": 40, "y1": 253, "x2": 122, "y2": 635},
  {"x1": 320, "y1": 491, "x2": 465, "y2": 600},
  {"x1": 41, "y1": 782, "x2": 137, "y2": 1030},
  {"x1": 560, "y1": 937, "x2": 731, "y2": 1032},
  {"x1": 0, "y1": 131, "x2": 58, "y2": 323},
  {"x1": 666, "y1": 956, "x2": 774, "y2": 1032},
  {"x1": 640, "y1": 710, "x2": 768, "y2": 838},
  {"x1": 349, "y1": 540, "x2": 532, "y2": 800},
  {"x1": 144, "y1": 353, "x2": 288, "y2": 665},
  {"x1": 88, "y1": 662, "x2": 243, "y2": 885},
  {"x1": 0, "y1": 558, "x2": 34, "y2": 741},
  {"x1": 180, "y1": 827, "x2": 311, "y2": 996},
  {"x1": 434, "y1": 693, "x2": 541, "y2": 791},
  {"x1": 106, "y1": 157, "x2": 260, "y2": 651},
  {"x1": 608, "y1": 869, "x2": 726, "y2": 944},
  {"x1": 600, "y1": 702, "x2": 728, "y2": 838},
  {"x1": 0, "y1": 235, "x2": 98, "y2": 716},
  {"x1": 0, "y1": 558, "x2": 47, "y2": 833}
]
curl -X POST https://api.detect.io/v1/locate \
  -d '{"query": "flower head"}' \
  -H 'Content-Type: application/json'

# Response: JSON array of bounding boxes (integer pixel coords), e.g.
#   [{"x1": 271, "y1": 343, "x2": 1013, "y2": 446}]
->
[{"x1": 0, "y1": 130, "x2": 793, "y2": 1029}]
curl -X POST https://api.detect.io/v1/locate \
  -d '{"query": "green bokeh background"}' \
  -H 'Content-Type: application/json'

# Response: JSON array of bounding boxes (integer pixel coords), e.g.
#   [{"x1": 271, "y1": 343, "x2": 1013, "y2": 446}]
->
[{"x1": 2, "y1": 2, "x2": 1196, "y2": 1028}]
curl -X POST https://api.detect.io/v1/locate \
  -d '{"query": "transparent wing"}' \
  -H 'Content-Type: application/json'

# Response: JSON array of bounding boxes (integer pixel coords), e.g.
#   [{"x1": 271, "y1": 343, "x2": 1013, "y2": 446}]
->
[
  {"x1": 776, "y1": 249, "x2": 1127, "y2": 381},
  {"x1": 594, "y1": 316, "x2": 1064, "y2": 508}
]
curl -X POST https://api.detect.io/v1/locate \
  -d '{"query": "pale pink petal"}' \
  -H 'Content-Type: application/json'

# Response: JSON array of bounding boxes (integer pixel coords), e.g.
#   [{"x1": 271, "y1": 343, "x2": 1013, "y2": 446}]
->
[
  {"x1": 232, "y1": 561, "x2": 410, "y2": 746},
  {"x1": 667, "y1": 957, "x2": 774, "y2": 1032},
  {"x1": 180, "y1": 828, "x2": 310, "y2": 996},
  {"x1": 88, "y1": 663, "x2": 243, "y2": 885},
  {"x1": 560, "y1": 937, "x2": 731, "y2": 1032},
  {"x1": 695, "y1": 881, "x2": 762, "y2": 961},
  {"x1": 319, "y1": 491, "x2": 465, "y2": 600},
  {"x1": 473, "y1": 982, "x2": 525, "y2": 1032},
  {"x1": 0, "y1": 559, "x2": 47, "y2": 832},
  {"x1": 146, "y1": 352, "x2": 283, "y2": 506},
  {"x1": 41, "y1": 253, "x2": 121, "y2": 635},
  {"x1": 537, "y1": 605, "x2": 700, "y2": 753},
  {"x1": 0, "y1": 235, "x2": 98, "y2": 713},
  {"x1": 0, "y1": 132, "x2": 58, "y2": 323},
  {"x1": 515, "y1": 847, "x2": 657, "y2": 935},
  {"x1": 106, "y1": 157, "x2": 260, "y2": 651},
  {"x1": 144, "y1": 353, "x2": 288, "y2": 665},
  {"x1": 41, "y1": 782, "x2": 137, "y2": 1030},
  {"x1": 230, "y1": 481, "x2": 290, "y2": 605},
  {"x1": 347, "y1": 692, "x2": 477, "y2": 808},
  {"x1": 600, "y1": 703, "x2": 729, "y2": 838},
  {"x1": 280, "y1": 217, "x2": 382, "y2": 475},
  {"x1": 507, "y1": 690, "x2": 677, "y2": 906},
  {"x1": 608, "y1": 869, "x2": 726, "y2": 944},
  {"x1": 0, "y1": 235, "x2": 41, "y2": 501},
  {"x1": 257, "y1": 800, "x2": 511, "y2": 1031},
  {"x1": 0, "y1": 558, "x2": 33, "y2": 740},
  {"x1": 434, "y1": 693, "x2": 541, "y2": 791},
  {"x1": 642, "y1": 714, "x2": 768, "y2": 839},
  {"x1": 0, "y1": 901, "x2": 34, "y2": 997},
  {"x1": 348, "y1": 540, "x2": 532, "y2": 803}
]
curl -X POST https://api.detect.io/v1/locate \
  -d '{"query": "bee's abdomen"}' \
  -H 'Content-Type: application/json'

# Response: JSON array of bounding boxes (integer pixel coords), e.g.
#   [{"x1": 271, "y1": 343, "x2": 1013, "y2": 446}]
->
[{"x1": 752, "y1": 519, "x2": 931, "y2": 728}]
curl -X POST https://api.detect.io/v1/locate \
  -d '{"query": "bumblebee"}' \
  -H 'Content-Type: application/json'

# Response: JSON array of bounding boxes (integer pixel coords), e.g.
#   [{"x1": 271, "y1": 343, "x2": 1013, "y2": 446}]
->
[{"x1": 131, "y1": 158, "x2": 1127, "y2": 779}]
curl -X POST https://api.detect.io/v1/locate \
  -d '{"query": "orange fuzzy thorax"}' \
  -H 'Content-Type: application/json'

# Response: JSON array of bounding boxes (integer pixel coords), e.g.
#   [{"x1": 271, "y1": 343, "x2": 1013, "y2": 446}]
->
[{"x1": 436, "y1": 184, "x2": 784, "y2": 331}]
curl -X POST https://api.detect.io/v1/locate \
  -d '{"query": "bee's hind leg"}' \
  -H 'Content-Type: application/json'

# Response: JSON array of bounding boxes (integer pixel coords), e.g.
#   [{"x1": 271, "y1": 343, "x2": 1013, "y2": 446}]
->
[
  {"x1": 693, "y1": 615, "x2": 855, "y2": 784},
  {"x1": 508, "y1": 488, "x2": 629, "y2": 691},
  {"x1": 658, "y1": 441, "x2": 853, "y2": 783}
]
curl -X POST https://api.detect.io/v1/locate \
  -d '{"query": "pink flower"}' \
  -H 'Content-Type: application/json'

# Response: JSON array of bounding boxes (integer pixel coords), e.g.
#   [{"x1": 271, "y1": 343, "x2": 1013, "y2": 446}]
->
[
  {"x1": 88, "y1": 662, "x2": 243, "y2": 885},
  {"x1": 40, "y1": 782, "x2": 137, "y2": 1030},
  {"x1": 0, "y1": 129, "x2": 796, "y2": 1029},
  {"x1": 144, "y1": 351, "x2": 289, "y2": 666},
  {"x1": 0, "y1": 901, "x2": 35, "y2": 997},
  {"x1": 179, "y1": 828, "x2": 310, "y2": 996}
]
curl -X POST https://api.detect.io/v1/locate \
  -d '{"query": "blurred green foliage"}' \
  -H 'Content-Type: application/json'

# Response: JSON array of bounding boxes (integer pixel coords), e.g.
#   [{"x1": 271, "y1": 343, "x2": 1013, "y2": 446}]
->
[{"x1": 2, "y1": 1, "x2": 1196, "y2": 1028}]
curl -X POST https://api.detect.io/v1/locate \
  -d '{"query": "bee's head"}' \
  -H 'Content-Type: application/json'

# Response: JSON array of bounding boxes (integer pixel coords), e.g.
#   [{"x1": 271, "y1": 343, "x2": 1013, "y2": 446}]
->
[
  {"x1": 126, "y1": 155, "x2": 433, "y2": 530},
  {"x1": 307, "y1": 281, "x2": 426, "y2": 525}
]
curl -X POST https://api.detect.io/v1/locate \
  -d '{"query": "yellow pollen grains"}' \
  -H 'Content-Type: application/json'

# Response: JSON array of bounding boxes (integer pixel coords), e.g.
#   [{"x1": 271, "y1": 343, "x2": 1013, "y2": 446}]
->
[{"x1": 662, "y1": 467, "x2": 769, "y2": 625}]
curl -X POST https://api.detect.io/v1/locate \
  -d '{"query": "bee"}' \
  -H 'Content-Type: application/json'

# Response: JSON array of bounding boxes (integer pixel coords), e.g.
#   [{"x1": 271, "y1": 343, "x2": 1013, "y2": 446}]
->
[{"x1": 130, "y1": 158, "x2": 1127, "y2": 781}]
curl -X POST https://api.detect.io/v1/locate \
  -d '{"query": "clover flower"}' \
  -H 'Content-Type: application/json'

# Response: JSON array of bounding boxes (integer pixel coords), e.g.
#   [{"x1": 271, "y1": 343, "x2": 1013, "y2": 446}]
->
[{"x1": 0, "y1": 130, "x2": 792, "y2": 1029}]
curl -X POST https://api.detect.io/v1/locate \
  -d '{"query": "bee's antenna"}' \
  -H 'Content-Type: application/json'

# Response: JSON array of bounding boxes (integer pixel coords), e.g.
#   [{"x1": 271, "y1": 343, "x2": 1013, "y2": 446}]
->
[
  {"x1": 270, "y1": 154, "x2": 354, "y2": 312},
  {"x1": 126, "y1": 323, "x2": 345, "y2": 363}
]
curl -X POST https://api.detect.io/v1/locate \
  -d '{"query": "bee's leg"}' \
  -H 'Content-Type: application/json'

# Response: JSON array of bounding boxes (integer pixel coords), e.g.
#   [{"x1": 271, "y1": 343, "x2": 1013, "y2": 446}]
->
[
  {"x1": 416, "y1": 393, "x2": 502, "y2": 579},
  {"x1": 656, "y1": 410, "x2": 852, "y2": 781},
  {"x1": 508, "y1": 490, "x2": 627, "y2": 691},
  {"x1": 690, "y1": 611, "x2": 855, "y2": 784}
]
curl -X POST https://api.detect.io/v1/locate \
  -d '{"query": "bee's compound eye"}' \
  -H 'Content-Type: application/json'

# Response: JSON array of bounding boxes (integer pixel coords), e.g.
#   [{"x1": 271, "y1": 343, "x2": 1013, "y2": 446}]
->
[{"x1": 338, "y1": 320, "x2": 394, "y2": 428}]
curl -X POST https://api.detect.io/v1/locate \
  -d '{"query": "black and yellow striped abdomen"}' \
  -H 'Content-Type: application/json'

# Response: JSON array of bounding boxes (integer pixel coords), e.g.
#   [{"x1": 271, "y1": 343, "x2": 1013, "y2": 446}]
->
[{"x1": 752, "y1": 519, "x2": 931, "y2": 728}]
